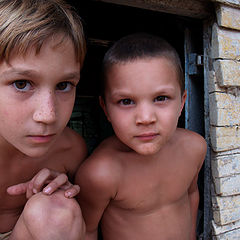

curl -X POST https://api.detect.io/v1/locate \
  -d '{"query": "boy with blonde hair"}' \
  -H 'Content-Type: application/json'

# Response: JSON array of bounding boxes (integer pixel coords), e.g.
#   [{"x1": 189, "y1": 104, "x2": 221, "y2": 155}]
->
[
  {"x1": 76, "y1": 33, "x2": 207, "y2": 240},
  {"x1": 0, "y1": 0, "x2": 87, "y2": 239}
]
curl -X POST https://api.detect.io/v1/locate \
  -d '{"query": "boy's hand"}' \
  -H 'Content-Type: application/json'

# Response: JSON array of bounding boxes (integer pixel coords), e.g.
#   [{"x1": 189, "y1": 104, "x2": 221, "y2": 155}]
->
[{"x1": 7, "y1": 168, "x2": 80, "y2": 199}]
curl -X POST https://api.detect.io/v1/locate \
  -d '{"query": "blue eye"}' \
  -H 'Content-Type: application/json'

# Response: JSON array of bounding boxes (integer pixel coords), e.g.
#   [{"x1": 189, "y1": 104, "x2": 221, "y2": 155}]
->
[
  {"x1": 119, "y1": 99, "x2": 134, "y2": 105},
  {"x1": 154, "y1": 96, "x2": 168, "y2": 102},
  {"x1": 56, "y1": 82, "x2": 73, "y2": 92},
  {"x1": 13, "y1": 80, "x2": 31, "y2": 92}
]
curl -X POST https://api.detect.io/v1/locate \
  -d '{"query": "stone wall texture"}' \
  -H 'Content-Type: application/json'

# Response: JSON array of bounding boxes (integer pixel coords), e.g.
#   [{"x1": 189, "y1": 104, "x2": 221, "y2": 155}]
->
[{"x1": 210, "y1": 1, "x2": 240, "y2": 239}]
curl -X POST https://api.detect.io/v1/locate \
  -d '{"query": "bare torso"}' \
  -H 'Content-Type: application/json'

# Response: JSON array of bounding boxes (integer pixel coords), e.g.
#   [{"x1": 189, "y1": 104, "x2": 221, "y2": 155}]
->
[
  {"x1": 101, "y1": 139, "x2": 195, "y2": 240},
  {"x1": 0, "y1": 127, "x2": 86, "y2": 233},
  {"x1": 102, "y1": 198, "x2": 191, "y2": 240},
  {"x1": 78, "y1": 128, "x2": 206, "y2": 240}
]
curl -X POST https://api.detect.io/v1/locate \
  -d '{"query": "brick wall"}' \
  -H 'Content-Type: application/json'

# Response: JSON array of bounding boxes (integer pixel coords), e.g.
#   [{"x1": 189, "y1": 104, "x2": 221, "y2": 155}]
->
[{"x1": 209, "y1": 1, "x2": 240, "y2": 239}]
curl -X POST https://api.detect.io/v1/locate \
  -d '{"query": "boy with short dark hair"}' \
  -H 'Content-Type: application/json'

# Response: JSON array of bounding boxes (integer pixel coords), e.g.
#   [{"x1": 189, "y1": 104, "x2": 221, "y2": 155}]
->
[
  {"x1": 0, "y1": 0, "x2": 87, "y2": 239},
  {"x1": 76, "y1": 33, "x2": 207, "y2": 240}
]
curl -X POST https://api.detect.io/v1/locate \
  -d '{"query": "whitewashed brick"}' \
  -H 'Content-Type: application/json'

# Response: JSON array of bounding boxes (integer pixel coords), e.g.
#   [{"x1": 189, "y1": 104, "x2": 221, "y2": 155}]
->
[
  {"x1": 210, "y1": 125, "x2": 240, "y2": 152},
  {"x1": 213, "y1": 227, "x2": 240, "y2": 240},
  {"x1": 213, "y1": 195, "x2": 240, "y2": 211},
  {"x1": 208, "y1": 1, "x2": 240, "y2": 239},
  {"x1": 212, "y1": 153, "x2": 240, "y2": 177},
  {"x1": 216, "y1": 5, "x2": 240, "y2": 30},
  {"x1": 212, "y1": 219, "x2": 240, "y2": 236},
  {"x1": 212, "y1": 23, "x2": 240, "y2": 59},
  {"x1": 214, "y1": 174, "x2": 240, "y2": 196},
  {"x1": 213, "y1": 60, "x2": 240, "y2": 87},
  {"x1": 212, "y1": 148, "x2": 240, "y2": 157},
  {"x1": 212, "y1": 195, "x2": 240, "y2": 224},
  {"x1": 208, "y1": 70, "x2": 225, "y2": 93},
  {"x1": 209, "y1": 91, "x2": 240, "y2": 126},
  {"x1": 214, "y1": 208, "x2": 240, "y2": 225}
]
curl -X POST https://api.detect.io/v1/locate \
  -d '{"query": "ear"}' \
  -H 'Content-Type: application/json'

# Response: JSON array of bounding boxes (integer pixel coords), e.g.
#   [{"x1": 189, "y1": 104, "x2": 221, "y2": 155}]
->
[
  {"x1": 99, "y1": 96, "x2": 111, "y2": 122},
  {"x1": 179, "y1": 90, "x2": 187, "y2": 116}
]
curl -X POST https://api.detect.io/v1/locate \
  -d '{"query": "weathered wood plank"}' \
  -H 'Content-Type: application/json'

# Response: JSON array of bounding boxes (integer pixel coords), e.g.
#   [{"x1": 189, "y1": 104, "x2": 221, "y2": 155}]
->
[{"x1": 92, "y1": 0, "x2": 213, "y2": 19}]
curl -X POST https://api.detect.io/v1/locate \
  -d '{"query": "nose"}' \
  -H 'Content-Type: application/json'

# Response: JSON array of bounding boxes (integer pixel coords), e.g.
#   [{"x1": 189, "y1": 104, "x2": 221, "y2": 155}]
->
[
  {"x1": 135, "y1": 103, "x2": 157, "y2": 125},
  {"x1": 33, "y1": 90, "x2": 57, "y2": 124}
]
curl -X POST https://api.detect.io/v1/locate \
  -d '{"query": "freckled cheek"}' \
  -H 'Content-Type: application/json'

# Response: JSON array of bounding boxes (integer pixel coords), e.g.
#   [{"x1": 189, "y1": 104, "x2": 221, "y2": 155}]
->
[
  {"x1": 0, "y1": 106, "x2": 23, "y2": 122},
  {"x1": 60, "y1": 101, "x2": 75, "y2": 121},
  {"x1": 0, "y1": 112, "x2": 23, "y2": 135}
]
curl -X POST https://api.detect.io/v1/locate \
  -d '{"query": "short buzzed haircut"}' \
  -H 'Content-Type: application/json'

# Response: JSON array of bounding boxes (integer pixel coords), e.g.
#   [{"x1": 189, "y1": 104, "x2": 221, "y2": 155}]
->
[{"x1": 102, "y1": 33, "x2": 184, "y2": 96}]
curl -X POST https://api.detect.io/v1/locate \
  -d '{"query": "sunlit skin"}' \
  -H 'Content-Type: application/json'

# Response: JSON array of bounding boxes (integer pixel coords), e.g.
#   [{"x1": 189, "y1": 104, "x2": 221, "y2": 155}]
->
[
  {"x1": 76, "y1": 57, "x2": 207, "y2": 240},
  {"x1": 0, "y1": 37, "x2": 80, "y2": 158},
  {"x1": 102, "y1": 58, "x2": 185, "y2": 156},
  {"x1": 0, "y1": 35, "x2": 87, "y2": 237}
]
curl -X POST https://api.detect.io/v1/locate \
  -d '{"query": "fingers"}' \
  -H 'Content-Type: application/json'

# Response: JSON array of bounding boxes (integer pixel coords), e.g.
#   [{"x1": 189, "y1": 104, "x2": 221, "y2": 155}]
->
[
  {"x1": 25, "y1": 168, "x2": 51, "y2": 198},
  {"x1": 26, "y1": 168, "x2": 68, "y2": 198},
  {"x1": 64, "y1": 185, "x2": 80, "y2": 198},
  {"x1": 7, "y1": 168, "x2": 79, "y2": 199},
  {"x1": 42, "y1": 173, "x2": 69, "y2": 195},
  {"x1": 7, "y1": 182, "x2": 29, "y2": 195},
  {"x1": 26, "y1": 181, "x2": 35, "y2": 199}
]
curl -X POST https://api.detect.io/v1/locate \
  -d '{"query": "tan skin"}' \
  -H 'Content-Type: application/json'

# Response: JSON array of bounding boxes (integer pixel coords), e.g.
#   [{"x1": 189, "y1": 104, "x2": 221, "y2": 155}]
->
[
  {"x1": 76, "y1": 57, "x2": 207, "y2": 240},
  {"x1": 0, "y1": 127, "x2": 86, "y2": 233},
  {"x1": 0, "y1": 36, "x2": 87, "y2": 239}
]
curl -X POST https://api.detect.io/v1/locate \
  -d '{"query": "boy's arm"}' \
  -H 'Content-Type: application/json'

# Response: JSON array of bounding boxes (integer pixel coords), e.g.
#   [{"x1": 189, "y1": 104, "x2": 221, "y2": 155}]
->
[
  {"x1": 188, "y1": 174, "x2": 200, "y2": 240},
  {"x1": 75, "y1": 156, "x2": 118, "y2": 240},
  {"x1": 188, "y1": 133, "x2": 207, "y2": 240}
]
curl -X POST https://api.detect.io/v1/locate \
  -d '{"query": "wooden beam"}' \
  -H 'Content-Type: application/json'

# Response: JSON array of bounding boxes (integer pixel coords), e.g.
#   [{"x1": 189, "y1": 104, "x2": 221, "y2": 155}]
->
[{"x1": 92, "y1": 0, "x2": 213, "y2": 19}]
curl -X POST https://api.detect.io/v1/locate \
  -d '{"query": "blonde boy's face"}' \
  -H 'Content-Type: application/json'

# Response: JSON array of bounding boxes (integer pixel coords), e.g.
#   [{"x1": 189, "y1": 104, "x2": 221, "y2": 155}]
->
[
  {"x1": 0, "y1": 36, "x2": 80, "y2": 157},
  {"x1": 101, "y1": 57, "x2": 186, "y2": 156}
]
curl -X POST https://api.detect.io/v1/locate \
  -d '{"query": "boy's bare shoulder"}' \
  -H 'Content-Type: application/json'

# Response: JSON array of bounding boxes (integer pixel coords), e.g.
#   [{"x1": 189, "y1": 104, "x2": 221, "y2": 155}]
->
[
  {"x1": 76, "y1": 135, "x2": 123, "y2": 193},
  {"x1": 177, "y1": 128, "x2": 206, "y2": 148},
  {"x1": 175, "y1": 128, "x2": 207, "y2": 166}
]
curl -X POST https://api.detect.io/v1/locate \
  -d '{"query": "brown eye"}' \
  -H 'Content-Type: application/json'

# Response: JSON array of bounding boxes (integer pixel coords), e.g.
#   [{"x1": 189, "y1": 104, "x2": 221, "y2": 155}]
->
[
  {"x1": 154, "y1": 96, "x2": 168, "y2": 102},
  {"x1": 57, "y1": 82, "x2": 67, "y2": 90},
  {"x1": 56, "y1": 82, "x2": 73, "y2": 92},
  {"x1": 13, "y1": 80, "x2": 31, "y2": 91},
  {"x1": 120, "y1": 99, "x2": 134, "y2": 105}
]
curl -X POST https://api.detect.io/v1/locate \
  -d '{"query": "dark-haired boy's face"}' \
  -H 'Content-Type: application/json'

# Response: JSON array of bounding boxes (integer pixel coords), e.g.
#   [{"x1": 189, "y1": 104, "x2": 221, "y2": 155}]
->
[
  {"x1": 0, "y1": 36, "x2": 80, "y2": 157},
  {"x1": 101, "y1": 57, "x2": 186, "y2": 155}
]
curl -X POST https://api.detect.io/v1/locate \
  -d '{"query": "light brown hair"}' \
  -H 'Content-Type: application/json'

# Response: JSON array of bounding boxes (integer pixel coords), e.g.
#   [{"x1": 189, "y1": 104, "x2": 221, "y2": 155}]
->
[{"x1": 0, "y1": 0, "x2": 86, "y2": 65}]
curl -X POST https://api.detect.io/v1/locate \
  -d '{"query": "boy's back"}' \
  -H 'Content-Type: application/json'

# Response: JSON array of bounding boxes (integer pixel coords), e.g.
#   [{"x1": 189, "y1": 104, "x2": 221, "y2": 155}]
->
[{"x1": 77, "y1": 128, "x2": 206, "y2": 240}]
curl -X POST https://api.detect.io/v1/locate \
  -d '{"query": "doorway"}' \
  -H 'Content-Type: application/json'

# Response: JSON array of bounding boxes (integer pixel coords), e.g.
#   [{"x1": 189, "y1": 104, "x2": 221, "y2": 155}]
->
[{"x1": 67, "y1": 0, "x2": 205, "y2": 237}]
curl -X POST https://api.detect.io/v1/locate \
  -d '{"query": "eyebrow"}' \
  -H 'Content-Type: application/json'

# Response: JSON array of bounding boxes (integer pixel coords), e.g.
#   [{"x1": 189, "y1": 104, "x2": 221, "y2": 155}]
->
[
  {"x1": 2, "y1": 68, "x2": 38, "y2": 77},
  {"x1": 2, "y1": 68, "x2": 80, "y2": 82},
  {"x1": 111, "y1": 86, "x2": 176, "y2": 96},
  {"x1": 62, "y1": 72, "x2": 80, "y2": 81}
]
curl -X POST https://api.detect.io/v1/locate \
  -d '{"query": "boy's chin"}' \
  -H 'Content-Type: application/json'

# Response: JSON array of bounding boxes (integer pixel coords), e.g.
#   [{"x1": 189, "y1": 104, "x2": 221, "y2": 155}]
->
[
  {"x1": 16, "y1": 145, "x2": 51, "y2": 158},
  {"x1": 133, "y1": 145, "x2": 162, "y2": 156}
]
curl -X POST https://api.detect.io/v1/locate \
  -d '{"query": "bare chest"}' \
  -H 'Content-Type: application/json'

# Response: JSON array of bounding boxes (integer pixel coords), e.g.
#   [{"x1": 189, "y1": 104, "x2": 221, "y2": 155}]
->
[{"x1": 112, "y1": 160, "x2": 195, "y2": 212}]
